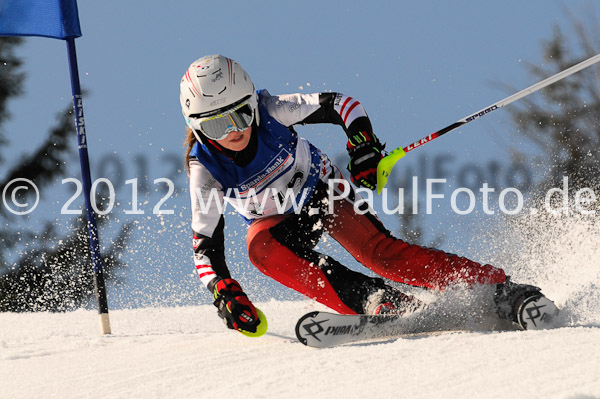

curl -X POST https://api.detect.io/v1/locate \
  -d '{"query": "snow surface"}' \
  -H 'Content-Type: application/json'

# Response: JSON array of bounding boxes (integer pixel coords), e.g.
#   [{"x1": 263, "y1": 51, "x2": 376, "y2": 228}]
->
[
  {"x1": 2, "y1": 207, "x2": 600, "y2": 399},
  {"x1": 1, "y1": 299, "x2": 599, "y2": 399}
]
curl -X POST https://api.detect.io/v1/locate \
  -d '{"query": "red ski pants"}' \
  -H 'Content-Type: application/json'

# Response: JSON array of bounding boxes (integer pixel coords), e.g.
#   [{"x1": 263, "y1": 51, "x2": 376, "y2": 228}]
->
[{"x1": 247, "y1": 186, "x2": 506, "y2": 314}]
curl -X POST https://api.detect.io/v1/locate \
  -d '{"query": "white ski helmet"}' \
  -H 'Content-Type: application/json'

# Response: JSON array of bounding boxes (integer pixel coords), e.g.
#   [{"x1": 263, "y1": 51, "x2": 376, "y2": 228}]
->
[{"x1": 180, "y1": 54, "x2": 259, "y2": 141}]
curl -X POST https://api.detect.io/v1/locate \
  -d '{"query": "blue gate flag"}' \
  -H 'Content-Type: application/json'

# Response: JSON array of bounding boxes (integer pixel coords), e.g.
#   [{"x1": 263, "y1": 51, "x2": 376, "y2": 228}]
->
[{"x1": 0, "y1": 0, "x2": 81, "y2": 39}]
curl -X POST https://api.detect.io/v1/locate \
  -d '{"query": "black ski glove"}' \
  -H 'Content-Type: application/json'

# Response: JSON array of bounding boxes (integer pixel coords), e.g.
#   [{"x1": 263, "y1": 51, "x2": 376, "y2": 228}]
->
[
  {"x1": 210, "y1": 277, "x2": 260, "y2": 333},
  {"x1": 347, "y1": 131, "x2": 384, "y2": 190}
]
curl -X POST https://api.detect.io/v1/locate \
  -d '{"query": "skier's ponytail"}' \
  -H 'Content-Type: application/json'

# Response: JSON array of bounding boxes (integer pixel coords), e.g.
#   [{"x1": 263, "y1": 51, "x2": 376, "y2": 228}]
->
[{"x1": 184, "y1": 127, "x2": 197, "y2": 175}]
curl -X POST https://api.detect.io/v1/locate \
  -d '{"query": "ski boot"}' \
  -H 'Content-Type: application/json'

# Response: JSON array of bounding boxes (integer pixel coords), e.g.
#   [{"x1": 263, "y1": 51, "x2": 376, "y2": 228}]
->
[
  {"x1": 494, "y1": 276, "x2": 560, "y2": 330},
  {"x1": 364, "y1": 286, "x2": 423, "y2": 316}
]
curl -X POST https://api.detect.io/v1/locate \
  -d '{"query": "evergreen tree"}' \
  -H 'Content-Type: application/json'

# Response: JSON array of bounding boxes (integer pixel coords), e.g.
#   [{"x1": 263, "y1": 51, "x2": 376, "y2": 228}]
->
[
  {"x1": 0, "y1": 37, "x2": 131, "y2": 312},
  {"x1": 506, "y1": 17, "x2": 600, "y2": 196}
]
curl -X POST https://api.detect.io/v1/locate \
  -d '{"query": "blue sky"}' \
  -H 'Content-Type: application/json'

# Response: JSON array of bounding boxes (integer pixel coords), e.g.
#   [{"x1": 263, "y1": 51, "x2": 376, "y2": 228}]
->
[{"x1": 2, "y1": 1, "x2": 594, "y2": 307}]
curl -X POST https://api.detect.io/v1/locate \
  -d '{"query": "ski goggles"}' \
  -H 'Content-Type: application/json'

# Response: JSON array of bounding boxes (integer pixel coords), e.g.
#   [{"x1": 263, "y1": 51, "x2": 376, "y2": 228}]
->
[{"x1": 188, "y1": 97, "x2": 254, "y2": 141}]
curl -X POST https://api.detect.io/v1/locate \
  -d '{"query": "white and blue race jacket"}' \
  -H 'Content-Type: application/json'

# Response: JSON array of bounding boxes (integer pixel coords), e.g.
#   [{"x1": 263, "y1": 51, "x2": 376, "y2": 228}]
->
[
  {"x1": 189, "y1": 90, "x2": 369, "y2": 237},
  {"x1": 189, "y1": 89, "x2": 372, "y2": 285},
  {"x1": 190, "y1": 90, "x2": 323, "y2": 229}
]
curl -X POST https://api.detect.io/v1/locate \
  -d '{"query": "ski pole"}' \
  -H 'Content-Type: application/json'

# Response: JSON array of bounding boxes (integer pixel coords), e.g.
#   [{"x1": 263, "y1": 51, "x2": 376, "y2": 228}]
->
[{"x1": 377, "y1": 53, "x2": 600, "y2": 194}]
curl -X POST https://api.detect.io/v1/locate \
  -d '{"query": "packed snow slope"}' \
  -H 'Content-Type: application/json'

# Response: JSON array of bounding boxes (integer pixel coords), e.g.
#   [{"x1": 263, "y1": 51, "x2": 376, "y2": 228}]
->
[
  {"x1": 2, "y1": 208, "x2": 600, "y2": 399},
  {"x1": 1, "y1": 298, "x2": 599, "y2": 399}
]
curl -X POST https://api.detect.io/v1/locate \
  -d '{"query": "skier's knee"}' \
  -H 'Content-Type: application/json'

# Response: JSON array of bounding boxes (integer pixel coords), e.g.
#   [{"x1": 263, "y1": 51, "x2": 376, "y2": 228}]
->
[{"x1": 247, "y1": 228, "x2": 274, "y2": 269}]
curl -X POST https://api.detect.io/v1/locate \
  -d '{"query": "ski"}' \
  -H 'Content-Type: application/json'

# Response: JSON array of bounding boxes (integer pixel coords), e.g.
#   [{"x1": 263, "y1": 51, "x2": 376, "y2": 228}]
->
[
  {"x1": 295, "y1": 310, "x2": 464, "y2": 348},
  {"x1": 295, "y1": 296, "x2": 561, "y2": 348}
]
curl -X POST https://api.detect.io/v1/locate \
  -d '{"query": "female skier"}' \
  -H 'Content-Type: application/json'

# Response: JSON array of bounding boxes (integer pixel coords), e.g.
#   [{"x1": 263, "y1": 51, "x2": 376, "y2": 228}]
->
[{"x1": 180, "y1": 55, "x2": 556, "y2": 335}]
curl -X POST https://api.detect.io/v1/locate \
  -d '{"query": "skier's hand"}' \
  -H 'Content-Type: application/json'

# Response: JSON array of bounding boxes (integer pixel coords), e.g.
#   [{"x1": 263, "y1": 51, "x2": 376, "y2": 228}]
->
[
  {"x1": 347, "y1": 131, "x2": 384, "y2": 190},
  {"x1": 211, "y1": 278, "x2": 260, "y2": 333}
]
